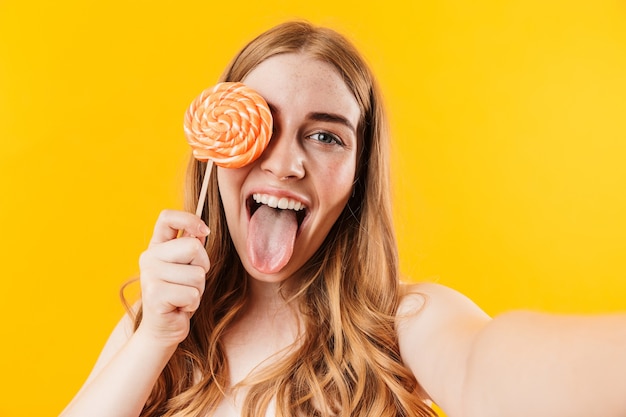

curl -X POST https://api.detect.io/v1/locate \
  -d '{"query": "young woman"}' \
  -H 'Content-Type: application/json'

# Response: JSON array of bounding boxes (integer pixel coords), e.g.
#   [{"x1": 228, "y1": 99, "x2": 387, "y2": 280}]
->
[{"x1": 61, "y1": 21, "x2": 626, "y2": 417}]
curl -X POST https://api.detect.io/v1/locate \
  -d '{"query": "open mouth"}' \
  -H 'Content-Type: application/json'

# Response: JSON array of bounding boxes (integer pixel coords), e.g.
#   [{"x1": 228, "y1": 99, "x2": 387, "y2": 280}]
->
[{"x1": 247, "y1": 193, "x2": 308, "y2": 230}]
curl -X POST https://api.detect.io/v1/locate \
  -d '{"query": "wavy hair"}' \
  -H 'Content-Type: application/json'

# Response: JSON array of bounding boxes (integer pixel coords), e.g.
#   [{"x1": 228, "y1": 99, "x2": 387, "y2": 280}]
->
[{"x1": 132, "y1": 20, "x2": 435, "y2": 417}]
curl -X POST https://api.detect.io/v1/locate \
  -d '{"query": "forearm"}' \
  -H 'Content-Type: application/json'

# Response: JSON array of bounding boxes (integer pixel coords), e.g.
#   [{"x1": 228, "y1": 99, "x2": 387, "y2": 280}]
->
[
  {"x1": 60, "y1": 329, "x2": 176, "y2": 417},
  {"x1": 463, "y1": 310, "x2": 626, "y2": 417}
]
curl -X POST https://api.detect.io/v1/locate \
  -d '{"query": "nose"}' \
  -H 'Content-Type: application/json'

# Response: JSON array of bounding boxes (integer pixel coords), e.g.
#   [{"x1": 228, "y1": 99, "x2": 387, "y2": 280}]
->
[{"x1": 259, "y1": 129, "x2": 305, "y2": 180}]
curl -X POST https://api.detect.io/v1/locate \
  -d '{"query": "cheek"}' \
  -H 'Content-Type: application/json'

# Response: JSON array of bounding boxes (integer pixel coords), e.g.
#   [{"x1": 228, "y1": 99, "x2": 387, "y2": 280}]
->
[
  {"x1": 216, "y1": 167, "x2": 248, "y2": 218},
  {"x1": 318, "y1": 157, "x2": 357, "y2": 206},
  {"x1": 217, "y1": 166, "x2": 247, "y2": 191}
]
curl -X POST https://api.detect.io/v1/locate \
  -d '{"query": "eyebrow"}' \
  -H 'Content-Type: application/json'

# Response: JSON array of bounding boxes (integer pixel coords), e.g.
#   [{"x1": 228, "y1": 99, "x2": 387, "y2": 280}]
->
[
  {"x1": 267, "y1": 102, "x2": 357, "y2": 135},
  {"x1": 308, "y1": 112, "x2": 357, "y2": 135}
]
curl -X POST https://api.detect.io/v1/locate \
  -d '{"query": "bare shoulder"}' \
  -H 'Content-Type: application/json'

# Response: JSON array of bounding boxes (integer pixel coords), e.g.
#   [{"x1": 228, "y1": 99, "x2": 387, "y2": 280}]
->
[
  {"x1": 397, "y1": 281, "x2": 491, "y2": 346},
  {"x1": 398, "y1": 282, "x2": 489, "y2": 319},
  {"x1": 396, "y1": 283, "x2": 491, "y2": 414}
]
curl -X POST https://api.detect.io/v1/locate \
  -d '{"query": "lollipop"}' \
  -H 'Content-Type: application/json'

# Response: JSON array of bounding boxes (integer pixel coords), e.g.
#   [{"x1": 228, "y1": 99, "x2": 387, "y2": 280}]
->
[{"x1": 184, "y1": 82, "x2": 273, "y2": 217}]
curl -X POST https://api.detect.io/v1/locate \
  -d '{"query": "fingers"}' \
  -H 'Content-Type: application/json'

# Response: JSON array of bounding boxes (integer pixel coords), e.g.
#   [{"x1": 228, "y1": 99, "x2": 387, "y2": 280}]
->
[
  {"x1": 141, "y1": 269, "x2": 204, "y2": 313},
  {"x1": 140, "y1": 251, "x2": 208, "y2": 287},
  {"x1": 150, "y1": 210, "x2": 210, "y2": 245},
  {"x1": 140, "y1": 225, "x2": 210, "y2": 312},
  {"x1": 136, "y1": 210, "x2": 212, "y2": 345},
  {"x1": 144, "y1": 236, "x2": 211, "y2": 271}
]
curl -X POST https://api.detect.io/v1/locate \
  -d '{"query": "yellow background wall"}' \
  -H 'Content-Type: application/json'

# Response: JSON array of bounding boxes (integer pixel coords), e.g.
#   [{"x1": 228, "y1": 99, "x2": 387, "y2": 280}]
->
[{"x1": 1, "y1": 1, "x2": 625, "y2": 415}]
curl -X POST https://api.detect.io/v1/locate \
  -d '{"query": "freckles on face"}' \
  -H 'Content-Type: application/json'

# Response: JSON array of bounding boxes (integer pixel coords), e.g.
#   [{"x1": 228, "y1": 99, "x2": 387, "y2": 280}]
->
[{"x1": 217, "y1": 53, "x2": 361, "y2": 280}]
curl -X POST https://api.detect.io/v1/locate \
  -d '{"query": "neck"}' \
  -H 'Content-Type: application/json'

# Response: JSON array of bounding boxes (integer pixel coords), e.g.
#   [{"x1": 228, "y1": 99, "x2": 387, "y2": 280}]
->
[
  {"x1": 245, "y1": 275, "x2": 297, "y2": 316},
  {"x1": 225, "y1": 276, "x2": 301, "y2": 355}
]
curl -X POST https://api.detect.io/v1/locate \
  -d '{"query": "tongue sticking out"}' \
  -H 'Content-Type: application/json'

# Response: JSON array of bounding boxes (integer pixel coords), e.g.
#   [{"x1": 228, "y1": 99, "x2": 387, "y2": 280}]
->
[{"x1": 247, "y1": 204, "x2": 298, "y2": 274}]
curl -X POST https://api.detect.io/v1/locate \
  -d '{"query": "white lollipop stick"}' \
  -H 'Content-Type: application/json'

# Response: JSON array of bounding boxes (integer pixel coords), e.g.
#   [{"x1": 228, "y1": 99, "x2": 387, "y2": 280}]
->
[{"x1": 195, "y1": 160, "x2": 214, "y2": 218}]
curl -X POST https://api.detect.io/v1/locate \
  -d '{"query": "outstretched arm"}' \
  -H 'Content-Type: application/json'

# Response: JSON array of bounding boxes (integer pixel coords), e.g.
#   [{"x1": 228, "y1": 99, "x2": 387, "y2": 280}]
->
[{"x1": 397, "y1": 283, "x2": 626, "y2": 417}]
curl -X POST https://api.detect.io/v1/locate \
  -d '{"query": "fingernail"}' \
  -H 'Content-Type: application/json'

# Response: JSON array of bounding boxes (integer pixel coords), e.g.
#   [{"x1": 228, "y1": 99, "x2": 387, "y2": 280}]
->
[{"x1": 199, "y1": 224, "x2": 210, "y2": 235}]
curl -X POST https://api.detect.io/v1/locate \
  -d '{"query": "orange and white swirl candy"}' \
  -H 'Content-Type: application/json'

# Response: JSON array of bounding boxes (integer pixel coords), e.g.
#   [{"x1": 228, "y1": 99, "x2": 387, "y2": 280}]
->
[{"x1": 184, "y1": 82, "x2": 273, "y2": 168}]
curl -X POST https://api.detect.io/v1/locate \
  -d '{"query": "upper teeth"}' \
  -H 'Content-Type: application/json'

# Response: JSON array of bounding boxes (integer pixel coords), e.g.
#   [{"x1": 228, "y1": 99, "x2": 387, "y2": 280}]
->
[{"x1": 252, "y1": 193, "x2": 305, "y2": 211}]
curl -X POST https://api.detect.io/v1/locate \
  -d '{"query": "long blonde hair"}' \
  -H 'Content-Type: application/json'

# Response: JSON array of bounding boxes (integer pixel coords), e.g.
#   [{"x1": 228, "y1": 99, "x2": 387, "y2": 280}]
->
[{"x1": 134, "y1": 21, "x2": 435, "y2": 417}]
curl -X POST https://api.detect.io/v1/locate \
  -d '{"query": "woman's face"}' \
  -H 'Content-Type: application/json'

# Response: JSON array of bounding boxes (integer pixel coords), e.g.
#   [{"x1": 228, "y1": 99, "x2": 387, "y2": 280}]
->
[{"x1": 217, "y1": 52, "x2": 360, "y2": 283}]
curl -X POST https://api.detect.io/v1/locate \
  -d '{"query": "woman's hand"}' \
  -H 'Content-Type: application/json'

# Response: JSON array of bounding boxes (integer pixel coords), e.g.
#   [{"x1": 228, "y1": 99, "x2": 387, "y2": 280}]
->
[{"x1": 137, "y1": 209, "x2": 211, "y2": 348}]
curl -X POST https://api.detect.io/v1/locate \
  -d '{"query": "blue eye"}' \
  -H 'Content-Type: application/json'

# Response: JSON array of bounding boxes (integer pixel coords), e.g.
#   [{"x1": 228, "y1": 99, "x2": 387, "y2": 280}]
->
[{"x1": 309, "y1": 132, "x2": 343, "y2": 145}]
